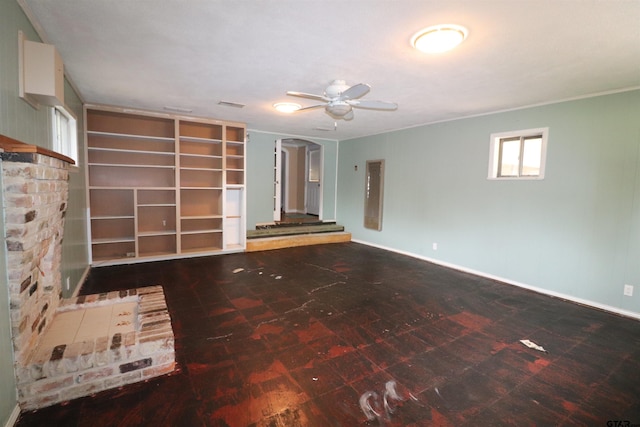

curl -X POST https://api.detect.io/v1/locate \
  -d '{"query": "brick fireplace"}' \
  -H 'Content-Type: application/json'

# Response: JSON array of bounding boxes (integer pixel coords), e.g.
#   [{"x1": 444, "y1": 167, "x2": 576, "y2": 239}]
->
[
  {"x1": 1, "y1": 135, "x2": 175, "y2": 410},
  {"x1": 1, "y1": 140, "x2": 70, "y2": 370}
]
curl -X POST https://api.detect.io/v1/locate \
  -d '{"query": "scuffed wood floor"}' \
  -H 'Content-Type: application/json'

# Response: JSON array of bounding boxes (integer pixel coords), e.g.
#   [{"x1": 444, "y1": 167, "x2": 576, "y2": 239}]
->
[{"x1": 16, "y1": 243, "x2": 640, "y2": 426}]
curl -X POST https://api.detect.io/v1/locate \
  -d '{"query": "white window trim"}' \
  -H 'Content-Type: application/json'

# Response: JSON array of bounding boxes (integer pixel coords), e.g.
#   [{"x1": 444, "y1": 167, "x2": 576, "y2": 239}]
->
[
  {"x1": 488, "y1": 127, "x2": 548, "y2": 180},
  {"x1": 51, "y1": 105, "x2": 78, "y2": 166}
]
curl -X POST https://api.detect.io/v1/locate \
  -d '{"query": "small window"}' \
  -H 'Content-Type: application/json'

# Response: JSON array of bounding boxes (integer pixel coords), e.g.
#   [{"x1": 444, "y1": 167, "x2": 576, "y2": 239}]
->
[
  {"x1": 308, "y1": 149, "x2": 320, "y2": 182},
  {"x1": 488, "y1": 128, "x2": 548, "y2": 179},
  {"x1": 51, "y1": 105, "x2": 78, "y2": 164}
]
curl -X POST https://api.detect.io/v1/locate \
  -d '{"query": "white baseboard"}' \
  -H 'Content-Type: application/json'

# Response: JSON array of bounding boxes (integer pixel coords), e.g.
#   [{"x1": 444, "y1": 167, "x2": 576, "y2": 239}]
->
[
  {"x1": 4, "y1": 404, "x2": 20, "y2": 427},
  {"x1": 352, "y1": 238, "x2": 640, "y2": 321}
]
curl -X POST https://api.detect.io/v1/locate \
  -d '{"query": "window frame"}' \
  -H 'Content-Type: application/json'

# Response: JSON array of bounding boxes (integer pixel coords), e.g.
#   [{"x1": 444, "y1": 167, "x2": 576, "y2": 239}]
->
[
  {"x1": 51, "y1": 105, "x2": 78, "y2": 165},
  {"x1": 488, "y1": 127, "x2": 548, "y2": 180}
]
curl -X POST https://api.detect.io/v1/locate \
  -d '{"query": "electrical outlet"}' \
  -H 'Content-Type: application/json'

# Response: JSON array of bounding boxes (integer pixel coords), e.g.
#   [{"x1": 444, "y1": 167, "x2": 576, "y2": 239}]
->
[
  {"x1": 623, "y1": 284, "x2": 634, "y2": 297},
  {"x1": 432, "y1": 242, "x2": 438, "y2": 251}
]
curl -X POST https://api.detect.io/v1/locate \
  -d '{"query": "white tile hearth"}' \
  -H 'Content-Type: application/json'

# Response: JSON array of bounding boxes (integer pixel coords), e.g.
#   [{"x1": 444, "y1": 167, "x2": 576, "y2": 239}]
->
[{"x1": 33, "y1": 302, "x2": 137, "y2": 351}]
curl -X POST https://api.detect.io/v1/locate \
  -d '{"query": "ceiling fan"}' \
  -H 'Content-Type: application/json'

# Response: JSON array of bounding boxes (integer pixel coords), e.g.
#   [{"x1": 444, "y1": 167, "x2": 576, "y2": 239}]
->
[{"x1": 286, "y1": 80, "x2": 398, "y2": 121}]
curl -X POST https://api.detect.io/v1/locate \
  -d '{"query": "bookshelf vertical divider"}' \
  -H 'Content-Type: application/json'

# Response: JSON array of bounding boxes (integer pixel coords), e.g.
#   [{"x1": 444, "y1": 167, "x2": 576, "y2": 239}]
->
[
  {"x1": 174, "y1": 121, "x2": 181, "y2": 255},
  {"x1": 85, "y1": 106, "x2": 245, "y2": 265}
]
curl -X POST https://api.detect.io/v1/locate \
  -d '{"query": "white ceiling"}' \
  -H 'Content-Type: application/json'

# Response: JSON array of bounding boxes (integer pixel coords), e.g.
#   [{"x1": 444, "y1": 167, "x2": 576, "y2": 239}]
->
[{"x1": 20, "y1": 0, "x2": 640, "y2": 141}]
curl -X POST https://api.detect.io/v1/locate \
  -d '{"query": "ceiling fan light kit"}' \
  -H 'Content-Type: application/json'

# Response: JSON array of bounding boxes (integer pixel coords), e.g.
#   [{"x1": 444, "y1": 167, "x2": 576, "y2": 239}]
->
[{"x1": 411, "y1": 24, "x2": 468, "y2": 53}]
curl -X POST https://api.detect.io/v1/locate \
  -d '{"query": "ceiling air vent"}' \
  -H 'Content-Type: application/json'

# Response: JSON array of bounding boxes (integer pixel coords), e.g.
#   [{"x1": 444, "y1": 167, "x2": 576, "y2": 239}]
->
[
  {"x1": 164, "y1": 106, "x2": 192, "y2": 113},
  {"x1": 218, "y1": 101, "x2": 245, "y2": 109},
  {"x1": 314, "y1": 122, "x2": 337, "y2": 132}
]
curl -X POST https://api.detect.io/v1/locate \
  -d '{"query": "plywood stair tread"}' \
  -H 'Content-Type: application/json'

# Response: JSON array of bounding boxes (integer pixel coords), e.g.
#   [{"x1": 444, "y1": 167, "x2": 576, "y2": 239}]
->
[
  {"x1": 246, "y1": 231, "x2": 351, "y2": 252},
  {"x1": 247, "y1": 222, "x2": 350, "y2": 252}
]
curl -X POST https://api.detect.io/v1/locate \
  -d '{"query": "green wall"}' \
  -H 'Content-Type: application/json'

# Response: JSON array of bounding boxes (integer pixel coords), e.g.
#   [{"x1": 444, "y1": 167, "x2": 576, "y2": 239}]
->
[
  {"x1": 246, "y1": 130, "x2": 338, "y2": 229},
  {"x1": 0, "y1": 1, "x2": 89, "y2": 423},
  {"x1": 337, "y1": 90, "x2": 640, "y2": 317}
]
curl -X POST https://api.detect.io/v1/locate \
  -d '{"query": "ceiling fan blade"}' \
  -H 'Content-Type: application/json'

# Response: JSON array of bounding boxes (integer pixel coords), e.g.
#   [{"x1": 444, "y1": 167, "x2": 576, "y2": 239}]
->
[
  {"x1": 340, "y1": 83, "x2": 370, "y2": 100},
  {"x1": 286, "y1": 91, "x2": 329, "y2": 102},
  {"x1": 349, "y1": 99, "x2": 398, "y2": 110},
  {"x1": 297, "y1": 104, "x2": 326, "y2": 111}
]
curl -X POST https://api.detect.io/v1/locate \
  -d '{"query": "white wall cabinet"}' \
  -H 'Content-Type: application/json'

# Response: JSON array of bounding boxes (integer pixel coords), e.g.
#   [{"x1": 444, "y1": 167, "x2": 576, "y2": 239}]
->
[
  {"x1": 85, "y1": 106, "x2": 246, "y2": 265},
  {"x1": 20, "y1": 34, "x2": 65, "y2": 107}
]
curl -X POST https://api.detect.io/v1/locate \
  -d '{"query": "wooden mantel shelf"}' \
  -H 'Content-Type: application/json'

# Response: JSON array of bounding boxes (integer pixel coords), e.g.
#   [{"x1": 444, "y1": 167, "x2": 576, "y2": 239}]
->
[{"x1": 0, "y1": 134, "x2": 75, "y2": 165}]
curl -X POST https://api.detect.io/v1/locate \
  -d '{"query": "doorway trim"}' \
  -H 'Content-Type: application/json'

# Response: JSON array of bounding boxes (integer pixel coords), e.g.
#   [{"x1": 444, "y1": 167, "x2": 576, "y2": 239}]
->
[
  {"x1": 273, "y1": 139, "x2": 282, "y2": 222},
  {"x1": 281, "y1": 147, "x2": 289, "y2": 212},
  {"x1": 305, "y1": 144, "x2": 322, "y2": 217},
  {"x1": 274, "y1": 138, "x2": 324, "y2": 222}
]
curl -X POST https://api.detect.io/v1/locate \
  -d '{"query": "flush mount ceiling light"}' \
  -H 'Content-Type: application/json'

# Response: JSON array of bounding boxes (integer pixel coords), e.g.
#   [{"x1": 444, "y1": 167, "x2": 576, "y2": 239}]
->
[
  {"x1": 411, "y1": 24, "x2": 468, "y2": 54},
  {"x1": 273, "y1": 102, "x2": 301, "y2": 113}
]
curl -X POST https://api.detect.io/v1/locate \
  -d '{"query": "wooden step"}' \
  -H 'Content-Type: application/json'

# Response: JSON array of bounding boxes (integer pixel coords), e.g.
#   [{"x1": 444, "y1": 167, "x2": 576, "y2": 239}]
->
[
  {"x1": 247, "y1": 223, "x2": 344, "y2": 239},
  {"x1": 246, "y1": 231, "x2": 351, "y2": 252}
]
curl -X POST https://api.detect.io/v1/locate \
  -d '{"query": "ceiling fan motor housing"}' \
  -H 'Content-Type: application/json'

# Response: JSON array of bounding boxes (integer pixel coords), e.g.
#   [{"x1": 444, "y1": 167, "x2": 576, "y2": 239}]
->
[{"x1": 325, "y1": 80, "x2": 350, "y2": 98}]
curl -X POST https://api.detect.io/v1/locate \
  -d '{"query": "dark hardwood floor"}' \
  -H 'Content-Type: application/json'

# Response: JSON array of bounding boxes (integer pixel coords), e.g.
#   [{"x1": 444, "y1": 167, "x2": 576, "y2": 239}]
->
[{"x1": 16, "y1": 243, "x2": 640, "y2": 426}]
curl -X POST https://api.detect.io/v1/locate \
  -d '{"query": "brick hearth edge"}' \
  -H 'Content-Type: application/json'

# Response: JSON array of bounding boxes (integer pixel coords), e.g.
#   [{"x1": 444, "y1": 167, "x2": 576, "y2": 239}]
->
[{"x1": 16, "y1": 285, "x2": 175, "y2": 410}]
